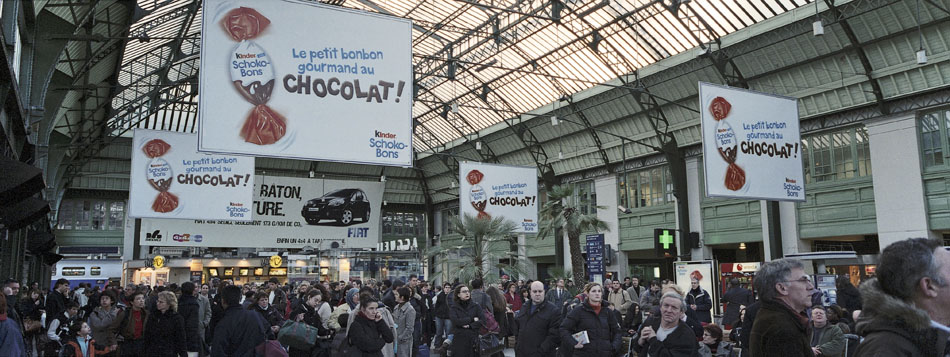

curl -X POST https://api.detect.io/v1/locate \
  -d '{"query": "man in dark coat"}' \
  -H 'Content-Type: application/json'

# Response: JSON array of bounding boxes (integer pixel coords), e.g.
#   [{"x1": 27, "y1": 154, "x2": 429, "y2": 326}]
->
[
  {"x1": 513, "y1": 281, "x2": 561, "y2": 357},
  {"x1": 544, "y1": 279, "x2": 570, "y2": 311},
  {"x1": 749, "y1": 258, "x2": 814, "y2": 357},
  {"x1": 634, "y1": 292, "x2": 701, "y2": 357},
  {"x1": 46, "y1": 278, "x2": 70, "y2": 328},
  {"x1": 178, "y1": 282, "x2": 202, "y2": 354},
  {"x1": 854, "y1": 238, "x2": 950, "y2": 356},
  {"x1": 686, "y1": 278, "x2": 712, "y2": 324},
  {"x1": 212, "y1": 285, "x2": 267, "y2": 357},
  {"x1": 720, "y1": 278, "x2": 752, "y2": 328}
]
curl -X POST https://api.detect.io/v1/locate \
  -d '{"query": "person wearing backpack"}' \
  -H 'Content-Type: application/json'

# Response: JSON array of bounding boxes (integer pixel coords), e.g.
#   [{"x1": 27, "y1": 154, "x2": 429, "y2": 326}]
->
[{"x1": 448, "y1": 284, "x2": 485, "y2": 357}]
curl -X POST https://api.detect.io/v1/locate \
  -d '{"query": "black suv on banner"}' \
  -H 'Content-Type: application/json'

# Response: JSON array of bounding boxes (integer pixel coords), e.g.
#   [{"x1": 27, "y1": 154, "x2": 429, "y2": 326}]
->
[{"x1": 300, "y1": 189, "x2": 371, "y2": 225}]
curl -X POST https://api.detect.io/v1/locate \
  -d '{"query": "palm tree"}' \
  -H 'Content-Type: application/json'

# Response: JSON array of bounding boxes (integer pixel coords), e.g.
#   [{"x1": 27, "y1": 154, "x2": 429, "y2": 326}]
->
[
  {"x1": 426, "y1": 213, "x2": 524, "y2": 284},
  {"x1": 538, "y1": 184, "x2": 610, "y2": 286}
]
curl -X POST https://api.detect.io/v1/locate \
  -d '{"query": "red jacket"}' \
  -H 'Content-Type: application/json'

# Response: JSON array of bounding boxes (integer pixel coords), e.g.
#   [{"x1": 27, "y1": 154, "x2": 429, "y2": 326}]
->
[
  {"x1": 505, "y1": 292, "x2": 523, "y2": 312},
  {"x1": 62, "y1": 337, "x2": 113, "y2": 357}
]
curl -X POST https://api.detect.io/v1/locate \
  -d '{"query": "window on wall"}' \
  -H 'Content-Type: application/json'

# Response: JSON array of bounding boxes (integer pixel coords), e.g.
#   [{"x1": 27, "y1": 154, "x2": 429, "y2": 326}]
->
[
  {"x1": 801, "y1": 126, "x2": 871, "y2": 183},
  {"x1": 573, "y1": 181, "x2": 597, "y2": 215},
  {"x1": 919, "y1": 108, "x2": 950, "y2": 169},
  {"x1": 56, "y1": 200, "x2": 126, "y2": 230},
  {"x1": 619, "y1": 165, "x2": 672, "y2": 209},
  {"x1": 382, "y1": 211, "x2": 426, "y2": 236},
  {"x1": 441, "y1": 207, "x2": 459, "y2": 235}
]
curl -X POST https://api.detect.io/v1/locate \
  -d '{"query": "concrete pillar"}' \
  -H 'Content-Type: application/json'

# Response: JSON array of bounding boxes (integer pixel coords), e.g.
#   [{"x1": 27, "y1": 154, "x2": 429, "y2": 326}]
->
[
  {"x1": 781, "y1": 201, "x2": 807, "y2": 255},
  {"x1": 866, "y1": 112, "x2": 939, "y2": 250},
  {"x1": 686, "y1": 157, "x2": 710, "y2": 260},
  {"x1": 595, "y1": 174, "x2": 627, "y2": 278}
]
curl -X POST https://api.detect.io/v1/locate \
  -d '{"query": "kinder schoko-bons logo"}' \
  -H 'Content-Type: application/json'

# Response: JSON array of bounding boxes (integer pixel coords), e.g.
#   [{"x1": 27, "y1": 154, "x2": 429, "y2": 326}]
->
[
  {"x1": 369, "y1": 130, "x2": 406, "y2": 159},
  {"x1": 235, "y1": 52, "x2": 264, "y2": 59},
  {"x1": 374, "y1": 130, "x2": 396, "y2": 139}
]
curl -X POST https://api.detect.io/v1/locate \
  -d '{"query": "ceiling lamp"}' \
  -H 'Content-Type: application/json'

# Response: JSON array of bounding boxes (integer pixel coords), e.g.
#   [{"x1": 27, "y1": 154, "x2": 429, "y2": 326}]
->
[{"x1": 739, "y1": 242, "x2": 747, "y2": 250}]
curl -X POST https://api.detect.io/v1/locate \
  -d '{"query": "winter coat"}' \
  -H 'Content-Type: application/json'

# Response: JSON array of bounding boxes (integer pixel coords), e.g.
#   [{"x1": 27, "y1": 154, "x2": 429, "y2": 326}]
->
[
  {"x1": 737, "y1": 301, "x2": 759, "y2": 349},
  {"x1": 513, "y1": 300, "x2": 561, "y2": 357},
  {"x1": 449, "y1": 299, "x2": 485, "y2": 357},
  {"x1": 270, "y1": 288, "x2": 289, "y2": 318},
  {"x1": 638, "y1": 289, "x2": 661, "y2": 317},
  {"x1": 392, "y1": 302, "x2": 416, "y2": 344},
  {"x1": 288, "y1": 303, "x2": 331, "y2": 357},
  {"x1": 0, "y1": 314, "x2": 26, "y2": 356},
  {"x1": 45, "y1": 290, "x2": 68, "y2": 328},
  {"x1": 143, "y1": 309, "x2": 187, "y2": 357},
  {"x1": 558, "y1": 300, "x2": 622, "y2": 356},
  {"x1": 505, "y1": 292, "x2": 523, "y2": 313},
  {"x1": 748, "y1": 300, "x2": 812, "y2": 357},
  {"x1": 606, "y1": 289, "x2": 633, "y2": 315},
  {"x1": 544, "y1": 288, "x2": 570, "y2": 310},
  {"x1": 197, "y1": 294, "x2": 212, "y2": 336},
  {"x1": 433, "y1": 292, "x2": 450, "y2": 319},
  {"x1": 854, "y1": 278, "x2": 949, "y2": 357},
  {"x1": 382, "y1": 290, "x2": 396, "y2": 312},
  {"x1": 328, "y1": 304, "x2": 352, "y2": 332},
  {"x1": 114, "y1": 307, "x2": 148, "y2": 342},
  {"x1": 626, "y1": 285, "x2": 645, "y2": 303},
  {"x1": 177, "y1": 294, "x2": 202, "y2": 352},
  {"x1": 347, "y1": 312, "x2": 395, "y2": 357},
  {"x1": 835, "y1": 283, "x2": 862, "y2": 314},
  {"x1": 720, "y1": 287, "x2": 752, "y2": 327},
  {"x1": 250, "y1": 303, "x2": 285, "y2": 331},
  {"x1": 808, "y1": 323, "x2": 845, "y2": 357},
  {"x1": 211, "y1": 305, "x2": 268, "y2": 357},
  {"x1": 346, "y1": 305, "x2": 397, "y2": 357},
  {"x1": 87, "y1": 306, "x2": 120, "y2": 347},
  {"x1": 697, "y1": 340, "x2": 735, "y2": 357},
  {"x1": 61, "y1": 336, "x2": 111, "y2": 357},
  {"x1": 687, "y1": 287, "x2": 713, "y2": 323},
  {"x1": 470, "y1": 289, "x2": 493, "y2": 313},
  {"x1": 632, "y1": 319, "x2": 701, "y2": 357}
]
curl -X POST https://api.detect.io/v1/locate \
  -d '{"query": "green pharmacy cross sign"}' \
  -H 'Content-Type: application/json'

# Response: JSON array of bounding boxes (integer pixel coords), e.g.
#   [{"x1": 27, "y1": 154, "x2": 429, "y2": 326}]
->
[{"x1": 654, "y1": 228, "x2": 677, "y2": 258}]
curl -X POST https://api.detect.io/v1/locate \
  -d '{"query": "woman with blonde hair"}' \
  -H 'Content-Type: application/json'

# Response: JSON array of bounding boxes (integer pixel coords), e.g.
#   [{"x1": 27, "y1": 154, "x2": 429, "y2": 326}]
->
[{"x1": 144, "y1": 291, "x2": 186, "y2": 356}]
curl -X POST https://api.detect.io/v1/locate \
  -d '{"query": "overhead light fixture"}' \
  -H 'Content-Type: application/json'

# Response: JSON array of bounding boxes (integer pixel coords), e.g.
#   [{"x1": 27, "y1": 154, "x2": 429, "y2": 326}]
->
[
  {"x1": 476, "y1": 141, "x2": 482, "y2": 150},
  {"x1": 551, "y1": 116, "x2": 558, "y2": 126},
  {"x1": 380, "y1": 175, "x2": 386, "y2": 182},
  {"x1": 917, "y1": 49, "x2": 928, "y2": 64},
  {"x1": 916, "y1": 0, "x2": 927, "y2": 65},
  {"x1": 383, "y1": 200, "x2": 388, "y2": 206},
  {"x1": 450, "y1": 181, "x2": 456, "y2": 188},
  {"x1": 813, "y1": 0, "x2": 823, "y2": 36},
  {"x1": 558, "y1": 152, "x2": 564, "y2": 160},
  {"x1": 451, "y1": 102, "x2": 459, "y2": 113},
  {"x1": 617, "y1": 205, "x2": 631, "y2": 214},
  {"x1": 308, "y1": 170, "x2": 315, "y2": 178},
  {"x1": 739, "y1": 242, "x2": 747, "y2": 250}
]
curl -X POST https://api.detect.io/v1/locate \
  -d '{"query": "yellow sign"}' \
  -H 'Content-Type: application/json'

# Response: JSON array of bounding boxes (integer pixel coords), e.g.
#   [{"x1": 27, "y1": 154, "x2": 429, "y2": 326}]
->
[
  {"x1": 153, "y1": 255, "x2": 166, "y2": 269},
  {"x1": 269, "y1": 255, "x2": 282, "y2": 268}
]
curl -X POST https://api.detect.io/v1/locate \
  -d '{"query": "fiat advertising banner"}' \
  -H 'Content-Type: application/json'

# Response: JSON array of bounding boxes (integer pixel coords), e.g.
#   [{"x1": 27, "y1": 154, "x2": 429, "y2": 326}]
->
[
  {"x1": 128, "y1": 129, "x2": 255, "y2": 221},
  {"x1": 198, "y1": 0, "x2": 413, "y2": 167},
  {"x1": 458, "y1": 162, "x2": 538, "y2": 233},
  {"x1": 699, "y1": 82, "x2": 804, "y2": 201},
  {"x1": 139, "y1": 176, "x2": 383, "y2": 248}
]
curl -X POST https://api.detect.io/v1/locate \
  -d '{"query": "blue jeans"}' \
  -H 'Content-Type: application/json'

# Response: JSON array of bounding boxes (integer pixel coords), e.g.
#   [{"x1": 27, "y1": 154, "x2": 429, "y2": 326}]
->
[{"x1": 433, "y1": 317, "x2": 452, "y2": 346}]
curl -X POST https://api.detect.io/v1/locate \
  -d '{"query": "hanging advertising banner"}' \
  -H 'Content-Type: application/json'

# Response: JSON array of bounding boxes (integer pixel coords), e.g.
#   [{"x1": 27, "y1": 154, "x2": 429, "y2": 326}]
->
[
  {"x1": 674, "y1": 260, "x2": 719, "y2": 315},
  {"x1": 139, "y1": 176, "x2": 383, "y2": 248},
  {"x1": 699, "y1": 82, "x2": 805, "y2": 201},
  {"x1": 198, "y1": 0, "x2": 413, "y2": 167},
  {"x1": 458, "y1": 162, "x2": 539, "y2": 233},
  {"x1": 129, "y1": 129, "x2": 255, "y2": 221}
]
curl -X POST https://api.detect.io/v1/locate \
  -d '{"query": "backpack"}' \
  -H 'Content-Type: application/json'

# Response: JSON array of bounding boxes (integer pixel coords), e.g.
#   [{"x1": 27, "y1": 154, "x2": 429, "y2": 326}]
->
[{"x1": 478, "y1": 308, "x2": 500, "y2": 335}]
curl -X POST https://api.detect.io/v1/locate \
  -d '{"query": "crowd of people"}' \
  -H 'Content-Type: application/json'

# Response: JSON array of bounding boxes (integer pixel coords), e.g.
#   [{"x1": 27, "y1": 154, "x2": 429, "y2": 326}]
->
[{"x1": 0, "y1": 236, "x2": 947, "y2": 356}]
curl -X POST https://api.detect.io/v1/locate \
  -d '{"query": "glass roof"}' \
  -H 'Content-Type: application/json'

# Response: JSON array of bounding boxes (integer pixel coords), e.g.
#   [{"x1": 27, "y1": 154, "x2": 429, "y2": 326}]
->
[{"x1": 107, "y1": 0, "x2": 813, "y2": 151}]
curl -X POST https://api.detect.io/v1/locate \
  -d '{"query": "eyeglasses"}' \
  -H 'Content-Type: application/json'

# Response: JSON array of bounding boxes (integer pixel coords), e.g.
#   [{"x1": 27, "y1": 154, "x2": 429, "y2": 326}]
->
[{"x1": 781, "y1": 276, "x2": 813, "y2": 286}]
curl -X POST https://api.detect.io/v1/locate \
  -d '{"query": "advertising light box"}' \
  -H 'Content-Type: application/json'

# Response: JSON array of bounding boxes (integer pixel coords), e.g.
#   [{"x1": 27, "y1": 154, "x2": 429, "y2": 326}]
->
[
  {"x1": 128, "y1": 129, "x2": 255, "y2": 221},
  {"x1": 674, "y1": 260, "x2": 719, "y2": 315},
  {"x1": 139, "y1": 176, "x2": 383, "y2": 248},
  {"x1": 198, "y1": 0, "x2": 413, "y2": 167},
  {"x1": 699, "y1": 82, "x2": 805, "y2": 201},
  {"x1": 458, "y1": 162, "x2": 538, "y2": 233}
]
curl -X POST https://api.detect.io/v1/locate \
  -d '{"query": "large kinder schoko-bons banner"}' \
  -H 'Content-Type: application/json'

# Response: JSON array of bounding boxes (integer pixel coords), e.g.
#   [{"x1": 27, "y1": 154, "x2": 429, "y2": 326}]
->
[
  {"x1": 139, "y1": 176, "x2": 383, "y2": 248},
  {"x1": 128, "y1": 129, "x2": 255, "y2": 221},
  {"x1": 458, "y1": 162, "x2": 538, "y2": 233},
  {"x1": 699, "y1": 82, "x2": 805, "y2": 202},
  {"x1": 198, "y1": 0, "x2": 413, "y2": 167}
]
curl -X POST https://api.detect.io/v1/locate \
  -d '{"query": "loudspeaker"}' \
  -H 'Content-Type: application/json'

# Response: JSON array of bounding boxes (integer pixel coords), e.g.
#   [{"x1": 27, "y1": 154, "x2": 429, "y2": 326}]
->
[
  {"x1": 0, "y1": 158, "x2": 45, "y2": 206},
  {"x1": 0, "y1": 197, "x2": 50, "y2": 230}
]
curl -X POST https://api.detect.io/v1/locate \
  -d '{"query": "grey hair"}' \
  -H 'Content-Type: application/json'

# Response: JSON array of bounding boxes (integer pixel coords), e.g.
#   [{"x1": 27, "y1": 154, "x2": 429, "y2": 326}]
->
[
  {"x1": 754, "y1": 258, "x2": 805, "y2": 303},
  {"x1": 878, "y1": 238, "x2": 946, "y2": 300},
  {"x1": 659, "y1": 291, "x2": 687, "y2": 312}
]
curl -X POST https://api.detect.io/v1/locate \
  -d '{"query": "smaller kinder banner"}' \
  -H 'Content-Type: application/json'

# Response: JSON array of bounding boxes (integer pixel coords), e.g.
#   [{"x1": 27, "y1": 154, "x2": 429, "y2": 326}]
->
[
  {"x1": 198, "y1": 0, "x2": 412, "y2": 167},
  {"x1": 699, "y1": 82, "x2": 805, "y2": 201},
  {"x1": 139, "y1": 176, "x2": 383, "y2": 249},
  {"x1": 674, "y1": 260, "x2": 719, "y2": 315},
  {"x1": 458, "y1": 162, "x2": 538, "y2": 233},
  {"x1": 129, "y1": 129, "x2": 255, "y2": 221}
]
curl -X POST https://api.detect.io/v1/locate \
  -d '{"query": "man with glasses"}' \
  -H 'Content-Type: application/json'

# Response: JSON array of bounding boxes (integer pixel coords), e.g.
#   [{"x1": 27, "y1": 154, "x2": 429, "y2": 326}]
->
[
  {"x1": 513, "y1": 281, "x2": 561, "y2": 356},
  {"x1": 749, "y1": 258, "x2": 814, "y2": 357},
  {"x1": 634, "y1": 292, "x2": 701, "y2": 356}
]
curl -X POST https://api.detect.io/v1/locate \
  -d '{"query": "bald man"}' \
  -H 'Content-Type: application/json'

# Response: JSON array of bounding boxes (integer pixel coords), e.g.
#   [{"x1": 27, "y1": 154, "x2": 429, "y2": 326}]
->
[{"x1": 513, "y1": 281, "x2": 562, "y2": 356}]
